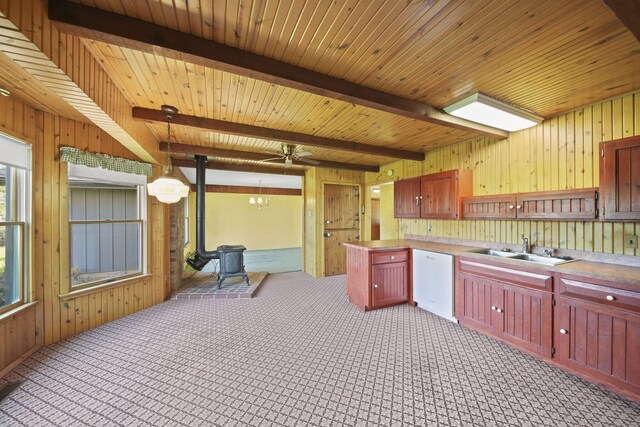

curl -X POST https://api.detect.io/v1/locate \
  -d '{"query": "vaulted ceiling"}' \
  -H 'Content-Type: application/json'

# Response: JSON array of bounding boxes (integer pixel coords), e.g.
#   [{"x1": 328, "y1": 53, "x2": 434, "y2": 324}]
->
[{"x1": 1, "y1": 0, "x2": 639, "y2": 173}]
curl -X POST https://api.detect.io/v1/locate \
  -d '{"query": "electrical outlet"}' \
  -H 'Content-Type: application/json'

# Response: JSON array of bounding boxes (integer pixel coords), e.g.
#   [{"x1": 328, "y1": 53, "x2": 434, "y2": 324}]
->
[
  {"x1": 625, "y1": 234, "x2": 639, "y2": 249},
  {"x1": 428, "y1": 224, "x2": 432, "y2": 233}
]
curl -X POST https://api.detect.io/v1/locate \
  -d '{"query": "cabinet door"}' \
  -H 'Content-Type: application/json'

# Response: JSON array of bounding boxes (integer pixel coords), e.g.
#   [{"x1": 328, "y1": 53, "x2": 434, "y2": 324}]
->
[
  {"x1": 393, "y1": 177, "x2": 421, "y2": 218},
  {"x1": 501, "y1": 284, "x2": 553, "y2": 357},
  {"x1": 456, "y1": 271, "x2": 502, "y2": 333},
  {"x1": 462, "y1": 195, "x2": 518, "y2": 220},
  {"x1": 421, "y1": 171, "x2": 456, "y2": 219},
  {"x1": 600, "y1": 136, "x2": 640, "y2": 221},
  {"x1": 371, "y1": 262, "x2": 408, "y2": 308},
  {"x1": 555, "y1": 297, "x2": 640, "y2": 396},
  {"x1": 517, "y1": 188, "x2": 598, "y2": 220}
]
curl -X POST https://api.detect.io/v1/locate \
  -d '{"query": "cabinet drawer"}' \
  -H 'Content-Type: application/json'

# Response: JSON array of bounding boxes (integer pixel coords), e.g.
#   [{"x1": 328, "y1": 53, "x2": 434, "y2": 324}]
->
[
  {"x1": 558, "y1": 277, "x2": 640, "y2": 313},
  {"x1": 458, "y1": 259, "x2": 553, "y2": 291},
  {"x1": 371, "y1": 250, "x2": 408, "y2": 264}
]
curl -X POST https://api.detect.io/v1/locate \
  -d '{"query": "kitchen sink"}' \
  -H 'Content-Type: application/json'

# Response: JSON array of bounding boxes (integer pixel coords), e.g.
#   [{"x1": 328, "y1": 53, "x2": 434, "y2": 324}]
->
[{"x1": 471, "y1": 248, "x2": 577, "y2": 265}]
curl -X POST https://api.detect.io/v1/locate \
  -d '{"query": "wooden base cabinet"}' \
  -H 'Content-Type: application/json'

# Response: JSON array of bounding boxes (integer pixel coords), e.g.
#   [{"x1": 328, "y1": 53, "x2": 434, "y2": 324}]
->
[
  {"x1": 456, "y1": 258, "x2": 553, "y2": 358},
  {"x1": 346, "y1": 246, "x2": 409, "y2": 311},
  {"x1": 555, "y1": 275, "x2": 640, "y2": 399}
]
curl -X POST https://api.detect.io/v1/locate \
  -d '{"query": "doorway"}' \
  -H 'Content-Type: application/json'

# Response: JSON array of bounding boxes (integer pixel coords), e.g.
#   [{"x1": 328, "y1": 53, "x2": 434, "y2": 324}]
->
[{"x1": 323, "y1": 184, "x2": 360, "y2": 276}]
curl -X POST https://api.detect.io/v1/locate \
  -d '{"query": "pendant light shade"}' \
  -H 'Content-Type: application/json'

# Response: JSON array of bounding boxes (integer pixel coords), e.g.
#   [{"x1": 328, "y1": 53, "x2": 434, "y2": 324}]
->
[{"x1": 148, "y1": 105, "x2": 190, "y2": 204}]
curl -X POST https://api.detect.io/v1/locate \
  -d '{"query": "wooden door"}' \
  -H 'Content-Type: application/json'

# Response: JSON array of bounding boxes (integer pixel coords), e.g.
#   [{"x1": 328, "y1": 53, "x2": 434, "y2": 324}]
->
[
  {"x1": 393, "y1": 177, "x2": 421, "y2": 218},
  {"x1": 555, "y1": 297, "x2": 640, "y2": 394},
  {"x1": 501, "y1": 284, "x2": 553, "y2": 357},
  {"x1": 421, "y1": 171, "x2": 456, "y2": 219},
  {"x1": 370, "y1": 199, "x2": 380, "y2": 240},
  {"x1": 371, "y1": 262, "x2": 408, "y2": 308},
  {"x1": 600, "y1": 136, "x2": 640, "y2": 221},
  {"x1": 324, "y1": 184, "x2": 360, "y2": 276}
]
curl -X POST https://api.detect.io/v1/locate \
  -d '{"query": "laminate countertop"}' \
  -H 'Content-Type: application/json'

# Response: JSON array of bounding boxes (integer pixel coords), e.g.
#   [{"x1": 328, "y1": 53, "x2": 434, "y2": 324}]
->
[{"x1": 344, "y1": 239, "x2": 640, "y2": 287}]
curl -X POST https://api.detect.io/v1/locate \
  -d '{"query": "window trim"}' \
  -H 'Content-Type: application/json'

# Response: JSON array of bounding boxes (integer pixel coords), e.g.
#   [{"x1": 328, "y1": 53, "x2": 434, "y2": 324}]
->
[{"x1": 0, "y1": 221, "x2": 25, "y2": 315}]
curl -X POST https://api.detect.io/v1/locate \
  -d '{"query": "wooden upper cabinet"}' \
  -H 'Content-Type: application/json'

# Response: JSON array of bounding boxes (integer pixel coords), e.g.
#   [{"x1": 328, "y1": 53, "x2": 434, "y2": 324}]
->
[
  {"x1": 420, "y1": 170, "x2": 472, "y2": 219},
  {"x1": 462, "y1": 188, "x2": 599, "y2": 221},
  {"x1": 600, "y1": 136, "x2": 640, "y2": 221},
  {"x1": 463, "y1": 194, "x2": 518, "y2": 219},
  {"x1": 393, "y1": 177, "x2": 421, "y2": 218},
  {"x1": 517, "y1": 188, "x2": 598, "y2": 220}
]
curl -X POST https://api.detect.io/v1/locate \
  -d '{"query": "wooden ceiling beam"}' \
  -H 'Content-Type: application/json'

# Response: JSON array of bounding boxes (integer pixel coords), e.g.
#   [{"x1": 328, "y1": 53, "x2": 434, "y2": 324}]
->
[
  {"x1": 603, "y1": 0, "x2": 640, "y2": 42},
  {"x1": 139, "y1": 107, "x2": 422, "y2": 161},
  {"x1": 160, "y1": 142, "x2": 380, "y2": 173},
  {"x1": 48, "y1": 0, "x2": 509, "y2": 139},
  {"x1": 171, "y1": 158, "x2": 307, "y2": 176},
  {"x1": 188, "y1": 185, "x2": 302, "y2": 196}
]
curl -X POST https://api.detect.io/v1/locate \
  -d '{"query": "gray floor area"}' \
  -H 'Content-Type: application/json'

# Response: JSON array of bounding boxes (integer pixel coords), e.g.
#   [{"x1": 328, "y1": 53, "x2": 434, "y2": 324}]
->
[
  {"x1": 0, "y1": 272, "x2": 638, "y2": 426},
  {"x1": 197, "y1": 247, "x2": 302, "y2": 274}
]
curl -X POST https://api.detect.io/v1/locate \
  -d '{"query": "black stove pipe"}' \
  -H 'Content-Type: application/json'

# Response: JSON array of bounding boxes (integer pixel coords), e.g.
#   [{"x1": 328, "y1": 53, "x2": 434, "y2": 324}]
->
[{"x1": 195, "y1": 155, "x2": 219, "y2": 259}]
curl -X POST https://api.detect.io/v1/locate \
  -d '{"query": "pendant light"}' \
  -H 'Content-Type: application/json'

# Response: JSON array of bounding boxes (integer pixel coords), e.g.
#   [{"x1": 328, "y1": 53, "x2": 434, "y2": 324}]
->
[
  {"x1": 147, "y1": 105, "x2": 190, "y2": 204},
  {"x1": 249, "y1": 179, "x2": 270, "y2": 210}
]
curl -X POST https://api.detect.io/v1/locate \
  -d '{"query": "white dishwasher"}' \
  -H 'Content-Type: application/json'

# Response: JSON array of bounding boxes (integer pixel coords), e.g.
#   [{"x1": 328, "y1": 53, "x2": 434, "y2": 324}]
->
[{"x1": 412, "y1": 249, "x2": 457, "y2": 322}]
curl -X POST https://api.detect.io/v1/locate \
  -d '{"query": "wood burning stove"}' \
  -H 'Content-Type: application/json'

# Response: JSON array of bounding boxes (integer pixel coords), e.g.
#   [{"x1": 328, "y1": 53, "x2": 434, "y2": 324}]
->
[{"x1": 186, "y1": 155, "x2": 250, "y2": 289}]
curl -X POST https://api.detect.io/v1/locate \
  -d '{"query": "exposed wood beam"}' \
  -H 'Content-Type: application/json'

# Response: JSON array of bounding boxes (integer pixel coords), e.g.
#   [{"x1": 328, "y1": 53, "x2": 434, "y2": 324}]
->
[
  {"x1": 48, "y1": 0, "x2": 509, "y2": 139},
  {"x1": 188, "y1": 185, "x2": 301, "y2": 196},
  {"x1": 172, "y1": 158, "x2": 306, "y2": 176},
  {"x1": 603, "y1": 0, "x2": 640, "y2": 42},
  {"x1": 142, "y1": 108, "x2": 422, "y2": 161},
  {"x1": 161, "y1": 142, "x2": 380, "y2": 173}
]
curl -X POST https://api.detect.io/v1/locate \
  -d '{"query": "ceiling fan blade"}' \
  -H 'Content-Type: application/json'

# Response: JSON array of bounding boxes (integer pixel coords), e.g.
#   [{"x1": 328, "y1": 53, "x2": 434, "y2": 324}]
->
[
  {"x1": 297, "y1": 157, "x2": 321, "y2": 165},
  {"x1": 259, "y1": 157, "x2": 284, "y2": 162},
  {"x1": 295, "y1": 149, "x2": 314, "y2": 157}
]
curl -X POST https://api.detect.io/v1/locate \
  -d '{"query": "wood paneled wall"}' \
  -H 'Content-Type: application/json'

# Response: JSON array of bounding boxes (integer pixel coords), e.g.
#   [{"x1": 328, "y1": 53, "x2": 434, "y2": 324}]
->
[
  {"x1": 304, "y1": 168, "x2": 364, "y2": 277},
  {"x1": 365, "y1": 91, "x2": 640, "y2": 256},
  {"x1": 0, "y1": 94, "x2": 166, "y2": 376},
  {"x1": 0, "y1": 0, "x2": 162, "y2": 164}
]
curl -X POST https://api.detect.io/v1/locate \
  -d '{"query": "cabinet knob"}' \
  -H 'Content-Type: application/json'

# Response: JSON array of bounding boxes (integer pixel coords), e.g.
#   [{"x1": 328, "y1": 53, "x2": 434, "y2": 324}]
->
[
  {"x1": 491, "y1": 306, "x2": 497, "y2": 311},
  {"x1": 374, "y1": 284, "x2": 378, "y2": 288},
  {"x1": 516, "y1": 205, "x2": 522, "y2": 210},
  {"x1": 391, "y1": 256, "x2": 395, "y2": 260},
  {"x1": 415, "y1": 196, "x2": 420, "y2": 206},
  {"x1": 509, "y1": 205, "x2": 514, "y2": 209},
  {"x1": 560, "y1": 329, "x2": 568, "y2": 334},
  {"x1": 606, "y1": 295, "x2": 616, "y2": 301},
  {"x1": 496, "y1": 308, "x2": 503, "y2": 313}
]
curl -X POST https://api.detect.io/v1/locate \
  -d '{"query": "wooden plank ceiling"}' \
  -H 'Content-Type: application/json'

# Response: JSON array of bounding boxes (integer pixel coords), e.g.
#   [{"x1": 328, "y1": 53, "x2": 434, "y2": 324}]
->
[{"x1": 38, "y1": 0, "x2": 640, "y2": 170}]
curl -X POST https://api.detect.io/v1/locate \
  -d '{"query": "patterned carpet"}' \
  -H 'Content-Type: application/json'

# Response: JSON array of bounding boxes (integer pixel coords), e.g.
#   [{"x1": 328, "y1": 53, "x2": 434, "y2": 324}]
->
[{"x1": 1, "y1": 272, "x2": 639, "y2": 426}]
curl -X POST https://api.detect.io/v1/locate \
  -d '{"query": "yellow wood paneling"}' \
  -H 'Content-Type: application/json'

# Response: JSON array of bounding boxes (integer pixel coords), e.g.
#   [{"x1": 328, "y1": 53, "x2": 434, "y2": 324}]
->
[
  {"x1": 366, "y1": 90, "x2": 640, "y2": 257},
  {"x1": 0, "y1": 94, "x2": 167, "y2": 374}
]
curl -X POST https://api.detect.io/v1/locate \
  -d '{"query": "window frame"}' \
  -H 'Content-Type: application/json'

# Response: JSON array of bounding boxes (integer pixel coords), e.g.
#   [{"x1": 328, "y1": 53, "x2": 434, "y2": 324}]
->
[
  {"x1": 184, "y1": 196, "x2": 190, "y2": 247},
  {"x1": 67, "y1": 167, "x2": 147, "y2": 291},
  {"x1": 0, "y1": 136, "x2": 31, "y2": 316}
]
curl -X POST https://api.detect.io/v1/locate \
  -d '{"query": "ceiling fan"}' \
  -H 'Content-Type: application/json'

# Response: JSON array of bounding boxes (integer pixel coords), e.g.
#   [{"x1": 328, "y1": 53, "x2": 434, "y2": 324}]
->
[{"x1": 262, "y1": 143, "x2": 320, "y2": 168}]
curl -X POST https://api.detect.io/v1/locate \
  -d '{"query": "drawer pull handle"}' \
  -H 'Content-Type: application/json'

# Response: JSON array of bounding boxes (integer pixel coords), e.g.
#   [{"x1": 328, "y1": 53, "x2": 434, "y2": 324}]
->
[
  {"x1": 491, "y1": 306, "x2": 497, "y2": 311},
  {"x1": 560, "y1": 329, "x2": 568, "y2": 334},
  {"x1": 606, "y1": 295, "x2": 616, "y2": 301}
]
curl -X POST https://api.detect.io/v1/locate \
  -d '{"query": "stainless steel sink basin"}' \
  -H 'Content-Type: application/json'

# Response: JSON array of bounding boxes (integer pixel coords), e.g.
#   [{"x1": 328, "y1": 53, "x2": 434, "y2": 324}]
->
[
  {"x1": 471, "y1": 248, "x2": 522, "y2": 258},
  {"x1": 471, "y1": 248, "x2": 577, "y2": 265}
]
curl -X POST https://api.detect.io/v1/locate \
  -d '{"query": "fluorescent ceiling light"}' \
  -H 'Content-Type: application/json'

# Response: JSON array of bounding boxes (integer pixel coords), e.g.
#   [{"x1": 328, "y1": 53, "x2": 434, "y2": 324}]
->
[{"x1": 444, "y1": 93, "x2": 542, "y2": 132}]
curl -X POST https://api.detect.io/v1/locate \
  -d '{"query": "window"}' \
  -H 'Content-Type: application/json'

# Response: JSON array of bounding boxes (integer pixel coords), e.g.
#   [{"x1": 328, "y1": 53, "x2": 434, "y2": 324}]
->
[
  {"x1": 0, "y1": 134, "x2": 30, "y2": 314},
  {"x1": 68, "y1": 164, "x2": 146, "y2": 289}
]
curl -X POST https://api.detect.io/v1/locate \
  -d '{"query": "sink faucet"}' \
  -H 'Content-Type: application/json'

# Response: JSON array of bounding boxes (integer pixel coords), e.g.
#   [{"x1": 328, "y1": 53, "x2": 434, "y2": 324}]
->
[
  {"x1": 544, "y1": 249, "x2": 554, "y2": 257},
  {"x1": 521, "y1": 234, "x2": 530, "y2": 253}
]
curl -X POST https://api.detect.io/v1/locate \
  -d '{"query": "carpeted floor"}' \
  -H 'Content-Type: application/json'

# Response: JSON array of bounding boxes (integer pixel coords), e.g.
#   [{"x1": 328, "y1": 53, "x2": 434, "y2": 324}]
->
[{"x1": 1, "y1": 272, "x2": 639, "y2": 426}]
